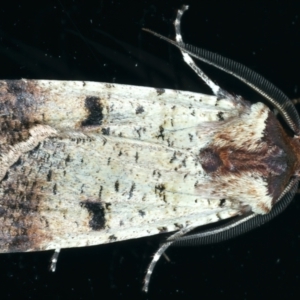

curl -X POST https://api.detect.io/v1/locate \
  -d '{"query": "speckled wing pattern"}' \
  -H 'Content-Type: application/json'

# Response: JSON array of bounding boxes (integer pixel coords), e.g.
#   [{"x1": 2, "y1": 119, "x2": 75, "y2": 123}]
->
[{"x1": 0, "y1": 79, "x2": 296, "y2": 252}]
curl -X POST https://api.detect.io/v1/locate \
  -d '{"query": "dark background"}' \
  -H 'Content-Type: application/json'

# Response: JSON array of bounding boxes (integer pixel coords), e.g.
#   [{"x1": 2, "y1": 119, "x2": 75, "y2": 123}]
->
[{"x1": 1, "y1": 0, "x2": 300, "y2": 299}]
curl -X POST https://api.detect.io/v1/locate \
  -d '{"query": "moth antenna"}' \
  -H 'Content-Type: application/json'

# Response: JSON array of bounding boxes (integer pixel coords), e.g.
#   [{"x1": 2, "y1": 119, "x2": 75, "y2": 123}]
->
[
  {"x1": 143, "y1": 9, "x2": 300, "y2": 134},
  {"x1": 173, "y1": 5, "x2": 233, "y2": 101},
  {"x1": 169, "y1": 177, "x2": 298, "y2": 246},
  {"x1": 142, "y1": 225, "x2": 197, "y2": 292}
]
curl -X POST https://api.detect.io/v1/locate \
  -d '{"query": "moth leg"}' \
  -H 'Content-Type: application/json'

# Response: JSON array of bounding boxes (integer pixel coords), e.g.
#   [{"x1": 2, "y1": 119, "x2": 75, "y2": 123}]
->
[
  {"x1": 49, "y1": 248, "x2": 61, "y2": 272},
  {"x1": 142, "y1": 225, "x2": 197, "y2": 293},
  {"x1": 174, "y1": 6, "x2": 234, "y2": 101}
]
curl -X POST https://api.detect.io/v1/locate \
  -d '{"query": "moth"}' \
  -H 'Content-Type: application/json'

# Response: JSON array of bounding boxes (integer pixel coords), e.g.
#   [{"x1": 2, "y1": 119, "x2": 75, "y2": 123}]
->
[{"x1": 0, "y1": 5, "x2": 299, "y2": 292}]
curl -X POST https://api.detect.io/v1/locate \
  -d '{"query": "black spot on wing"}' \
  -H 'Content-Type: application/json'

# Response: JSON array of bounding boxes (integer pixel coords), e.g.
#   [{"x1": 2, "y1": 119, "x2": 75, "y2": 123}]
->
[
  {"x1": 81, "y1": 96, "x2": 103, "y2": 126},
  {"x1": 155, "y1": 183, "x2": 166, "y2": 202},
  {"x1": 80, "y1": 201, "x2": 106, "y2": 230},
  {"x1": 217, "y1": 111, "x2": 225, "y2": 121},
  {"x1": 108, "y1": 235, "x2": 117, "y2": 242},
  {"x1": 99, "y1": 185, "x2": 103, "y2": 198},
  {"x1": 53, "y1": 183, "x2": 57, "y2": 195},
  {"x1": 47, "y1": 170, "x2": 52, "y2": 181},
  {"x1": 139, "y1": 210, "x2": 146, "y2": 217},
  {"x1": 155, "y1": 184, "x2": 165, "y2": 193},
  {"x1": 170, "y1": 152, "x2": 177, "y2": 163},
  {"x1": 28, "y1": 143, "x2": 41, "y2": 155},
  {"x1": 136, "y1": 106, "x2": 145, "y2": 114},
  {"x1": 129, "y1": 182, "x2": 135, "y2": 199},
  {"x1": 114, "y1": 180, "x2": 119, "y2": 192},
  {"x1": 135, "y1": 127, "x2": 142, "y2": 138},
  {"x1": 1, "y1": 172, "x2": 8, "y2": 182},
  {"x1": 219, "y1": 199, "x2": 226, "y2": 207},
  {"x1": 11, "y1": 158, "x2": 22, "y2": 168},
  {"x1": 101, "y1": 127, "x2": 110, "y2": 135},
  {"x1": 156, "y1": 125, "x2": 165, "y2": 140},
  {"x1": 65, "y1": 154, "x2": 71, "y2": 164}
]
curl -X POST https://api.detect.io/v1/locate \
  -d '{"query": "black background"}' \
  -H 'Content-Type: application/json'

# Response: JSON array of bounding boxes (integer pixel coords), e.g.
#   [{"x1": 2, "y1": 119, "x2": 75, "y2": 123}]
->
[{"x1": 1, "y1": 0, "x2": 300, "y2": 299}]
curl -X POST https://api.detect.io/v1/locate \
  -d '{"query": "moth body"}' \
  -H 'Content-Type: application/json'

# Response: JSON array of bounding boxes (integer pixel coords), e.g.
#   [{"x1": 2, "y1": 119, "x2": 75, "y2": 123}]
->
[
  {"x1": 0, "y1": 79, "x2": 298, "y2": 252},
  {"x1": 1, "y1": 5, "x2": 300, "y2": 293}
]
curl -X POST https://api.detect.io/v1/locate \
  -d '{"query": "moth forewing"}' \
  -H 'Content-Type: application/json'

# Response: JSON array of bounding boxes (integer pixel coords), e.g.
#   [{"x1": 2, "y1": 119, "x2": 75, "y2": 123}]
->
[{"x1": 0, "y1": 79, "x2": 245, "y2": 252}]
